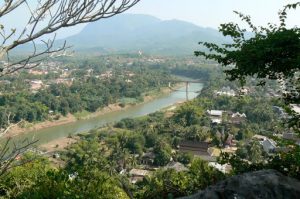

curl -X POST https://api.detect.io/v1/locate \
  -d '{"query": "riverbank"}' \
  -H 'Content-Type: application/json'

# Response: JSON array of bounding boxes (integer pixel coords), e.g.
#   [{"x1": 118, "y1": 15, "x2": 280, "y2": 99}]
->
[
  {"x1": 40, "y1": 136, "x2": 79, "y2": 153},
  {"x1": 5, "y1": 84, "x2": 184, "y2": 139},
  {"x1": 39, "y1": 100, "x2": 186, "y2": 153}
]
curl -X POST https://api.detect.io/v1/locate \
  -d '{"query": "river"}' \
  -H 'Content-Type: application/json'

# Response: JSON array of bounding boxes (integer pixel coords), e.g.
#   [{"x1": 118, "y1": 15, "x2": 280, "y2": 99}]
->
[{"x1": 8, "y1": 82, "x2": 203, "y2": 145}]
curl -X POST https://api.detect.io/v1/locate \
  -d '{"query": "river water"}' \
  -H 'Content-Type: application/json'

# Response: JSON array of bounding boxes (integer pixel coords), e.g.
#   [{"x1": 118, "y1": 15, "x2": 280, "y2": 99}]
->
[{"x1": 9, "y1": 82, "x2": 203, "y2": 145}]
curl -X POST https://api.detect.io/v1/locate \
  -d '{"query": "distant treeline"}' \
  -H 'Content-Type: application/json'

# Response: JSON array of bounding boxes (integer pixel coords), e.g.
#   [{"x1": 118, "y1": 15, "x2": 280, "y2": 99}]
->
[{"x1": 0, "y1": 67, "x2": 172, "y2": 128}]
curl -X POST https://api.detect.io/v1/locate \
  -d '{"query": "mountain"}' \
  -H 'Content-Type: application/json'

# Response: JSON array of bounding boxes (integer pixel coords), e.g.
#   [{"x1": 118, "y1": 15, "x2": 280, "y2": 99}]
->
[{"x1": 62, "y1": 14, "x2": 227, "y2": 55}]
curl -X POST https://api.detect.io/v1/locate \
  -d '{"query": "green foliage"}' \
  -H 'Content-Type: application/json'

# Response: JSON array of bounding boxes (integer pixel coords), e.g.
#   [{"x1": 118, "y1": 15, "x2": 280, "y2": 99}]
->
[
  {"x1": 135, "y1": 158, "x2": 224, "y2": 199},
  {"x1": 172, "y1": 102, "x2": 204, "y2": 127},
  {"x1": 184, "y1": 125, "x2": 210, "y2": 142},
  {"x1": 195, "y1": 4, "x2": 300, "y2": 84},
  {"x1": 125, "y1": 134, "x2": 145, "y2": 155},
  {"x1": 219, "y1": 146, "x2": 300, "y2": 180},
  {"x1": 195, "y1": 3, "x2": 300, "y2": 133},
  {"x1": 176, "y1": 152, "x2": 194, "y2": 165},
  {"x1": 0, "y1": 158, "x2": 51, "y2": 198},
  {"x1": 65, "y1": 140, "x2": 108, "y2": 172},
  {"x1": 154, "y1": 141, "x2": 172, "y2": 166},
  {"x1": 0, "y1": 62, "x2": 173, "y2": 128},
  {"x1": 248, "y1": 141, "x2": 264, "y2": 164}
]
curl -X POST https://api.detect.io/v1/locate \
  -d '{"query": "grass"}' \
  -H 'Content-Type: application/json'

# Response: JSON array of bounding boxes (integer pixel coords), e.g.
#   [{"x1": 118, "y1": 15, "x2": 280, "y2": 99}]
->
[
  {"x1": 74, "y1": 110, "x2": 91, "y2": 120},
  {"x1": 117, "y1": 97, "x2": 139, "y2": 105}
]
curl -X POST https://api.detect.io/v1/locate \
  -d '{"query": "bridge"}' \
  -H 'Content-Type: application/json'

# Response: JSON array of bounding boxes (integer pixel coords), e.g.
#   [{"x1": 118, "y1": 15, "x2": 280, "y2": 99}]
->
[{"x1": 168, "y1": 80, "x2": 202, "y2": 101}]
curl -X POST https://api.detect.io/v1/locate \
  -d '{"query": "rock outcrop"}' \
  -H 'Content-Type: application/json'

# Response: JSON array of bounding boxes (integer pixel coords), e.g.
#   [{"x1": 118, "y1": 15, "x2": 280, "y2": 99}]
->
[{"x1": 181, "y1": 170, "x2": 300, "y2": 199}]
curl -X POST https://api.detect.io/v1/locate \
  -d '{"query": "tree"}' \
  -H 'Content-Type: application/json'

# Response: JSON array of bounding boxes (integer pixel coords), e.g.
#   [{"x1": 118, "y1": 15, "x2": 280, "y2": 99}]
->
[
  {"x1": 248, "y1": 141, "x2": 263, "y2": 164},
  {"x1": 153, "y1": 141, "x2": 172, "y2": 166},
  {"x1": 176, "y1": 152, "x2": 193, "y2": 165},
  {"x1": 195, "y1": 2, "x2": 300, "y2": 133},
  {"x1": 184, "y1": 125, "x2": 209, "y2": 142},
  {"x1": 0, "y1": 0, "x2": 140, "y2": 177},
  {"x1": 0, "y1": 0, "x2": 140, "y2": 76},
  {"x1": 173, "y1": 102, "x2": 204, "y2": 127}
]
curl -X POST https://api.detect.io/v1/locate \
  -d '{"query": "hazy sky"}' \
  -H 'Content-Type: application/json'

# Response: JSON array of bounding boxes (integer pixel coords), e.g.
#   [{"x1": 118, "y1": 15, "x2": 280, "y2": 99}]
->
[
  {"x1": 127, "y1": 0, "x2": 300, "y2": 28},
  {"x1": 1, "y1": 0, "x2": 299, "y2": 39}
]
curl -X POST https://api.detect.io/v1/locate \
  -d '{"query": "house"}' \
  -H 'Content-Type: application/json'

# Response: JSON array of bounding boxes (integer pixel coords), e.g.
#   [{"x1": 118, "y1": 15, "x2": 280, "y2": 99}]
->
[
  {"x1": 140, "y1": 152, "x2": 155, "y2": 165},
  {"x1": 28, "y1": 69, "x2": 48, "y2": 75},
  {"x1": 54, "y1": 78, "x2": 74, "y2": 86},
  {"x1": 215, "y1": 87, "x2": 236, "y2": 97},
  {"x1": 239, "y1": 87, "x2": 250, "y2": 95},
  {"x1": 164, "y1": 162, "x2": 188, "y2": 172},
  {"x1": 0, "y1": 80, "x2": 11, "y2": 85},
  {"x1": 179, "y1": 141, "x2": 211, "y2": 156},
  {"x1": 221, "y1": 146, "x2": 237, "y2": 154},
  {"x1": 282, "y1": 132, "x2": 300, "y2": 146},
  {"x1": 100, "y1": 71, "x2": 113, "y2": 79},
  {"x1": 30, "y1": 80, "x2": 43, "y2": 91},
  {"x1": 208, "y1": 147, "x2": 221, "y2": 157},
  {"x1": 129, "y1": 169, "x2": 151, "y2": 184},
  {"x1": 179, "y1": 141, "x2": 215, "y2": 162},
  {"x1": 273, "y1": 106, "x2": 288, "y2": 118},
  {"x1": 229, "y1": 112, "x2": 247, "y2": 124},
  {"x1": 208, "y1": 162, "x2": 232, "y2": 174},
  {"x1": 253, "y1": 134, "x2": 267, "y2": 143},
  {"x1": 283, "y1": 132, "x2": 298, "y2": 141},
  {"x1": 253, "y1": 135, "x2": 277, "y2": 153},
  {"x1": 262, "y1": 139, "x2": 277, "y2": 153},
  {"x1": 207, "y1": 110, "x2": 223, "y2": 124},
  {"x1": 291, "y1": 104, "x2": 300, "y2": 115}
]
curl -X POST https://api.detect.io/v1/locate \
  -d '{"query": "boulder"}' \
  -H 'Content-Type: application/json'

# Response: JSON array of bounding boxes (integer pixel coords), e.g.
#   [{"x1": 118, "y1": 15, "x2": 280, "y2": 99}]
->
[{"x1": 181, "y1": 170, "x2": 300, "y2": 199}]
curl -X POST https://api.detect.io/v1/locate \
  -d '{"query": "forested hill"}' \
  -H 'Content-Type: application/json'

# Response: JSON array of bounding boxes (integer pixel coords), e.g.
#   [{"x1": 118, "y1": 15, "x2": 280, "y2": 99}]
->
[{"x1": 62, "y1": 14, "x2": 227, "y2": 55}]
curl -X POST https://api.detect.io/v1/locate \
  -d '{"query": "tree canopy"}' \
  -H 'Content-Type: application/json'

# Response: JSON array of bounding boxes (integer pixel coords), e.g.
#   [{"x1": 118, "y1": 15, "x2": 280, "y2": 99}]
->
[{"x1": 195, "y1": 2, "x2": 300, "y2": 133}]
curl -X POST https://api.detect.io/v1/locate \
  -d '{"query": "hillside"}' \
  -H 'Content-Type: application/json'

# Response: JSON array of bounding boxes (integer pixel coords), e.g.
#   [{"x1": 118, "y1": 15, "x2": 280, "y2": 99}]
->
[{"x1": 62, "y1": 14, "x2": 227, "y2": 55}]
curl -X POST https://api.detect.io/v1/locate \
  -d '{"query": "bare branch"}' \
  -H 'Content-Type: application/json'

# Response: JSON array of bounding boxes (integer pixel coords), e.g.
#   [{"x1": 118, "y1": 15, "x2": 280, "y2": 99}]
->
[
  {"x1": 0, "y1": 0, "x2": 26, "y2": 17},
  {"x1": 0, "y1": 137, "x2": 39, "y2": 176},
  {"x1": 0, "y1": 0, "x2": 140, "y2": 75}
]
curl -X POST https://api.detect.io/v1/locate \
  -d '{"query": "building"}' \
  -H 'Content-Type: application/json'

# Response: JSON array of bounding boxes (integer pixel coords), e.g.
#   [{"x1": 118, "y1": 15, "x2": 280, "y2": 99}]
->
[
  {"x1": 273, "y1": 106, "x2": 288, "y2": 119},
  {"x1": 215, "y1": 87, "x2": 236, "y2": 97},
  {"x1": 208, "y1": 162, "x2": 232, "y2": 174},
  {"x1": 140, "y1": 152, "x2": 155, "y2": 165},
  {"x1": 54, "y1": 78, "x2": 74, "y2": 86},
  {"x1": 179, "y1": 141, "x2": 211, "y2": 156},
  {"x1": 253, "y1": 135, "x2": 277, "y2": 153},
  {"x1": 28, "y1": 69, "x2": 48, "y2": 75},
  {"x1": 262, "y1": 139, "x2": 277, "y2": 153},
  {"x1": 239, "y1": 87, "x2": 250, "y2": 95},
  {"x1": 30, "y1": 80, "x2": 43, "y2": 91},
  {"x1": 283, "y1": 132, "x2": 298, "y2": 141},
  {"x1": 129, "y1": 169, "x2": 151, "y2": 184},
  {"x1": 179, "y1": 141, "x2": 215, "y2": 162},
  {"x1": 230, "y1": 112, "x2": 247, "y2": 125},
  {"x1": 207, "y1": 110, "x2": 223, "y2": 124},
  {"x1": 253, "y1": 134, "x2": 268, "y2": 143},
  {"x1": 221, "y1": 146, "x2": 238, "y2": 154},
  {"x1": 291, "y1": 104, "x2": 300, "y2": 115},
  {"x1": 164, "y1": 162, "x2": 188, "y2": 172},
  {"x1": 207, "y1": 147, "x2": 221, "y2": 157},
  {"x1": 282, "y1": 132, "x2": 300, "y2": 146}
]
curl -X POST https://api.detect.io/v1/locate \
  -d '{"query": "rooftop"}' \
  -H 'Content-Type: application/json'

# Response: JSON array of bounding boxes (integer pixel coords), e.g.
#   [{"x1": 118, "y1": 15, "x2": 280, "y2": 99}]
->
[
  {"x1": 164, "y1": 162, "x2": 188, "y2": 172},
  {"x1": 129, "y1": 169, "x2": 151, "y2": 177}
]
